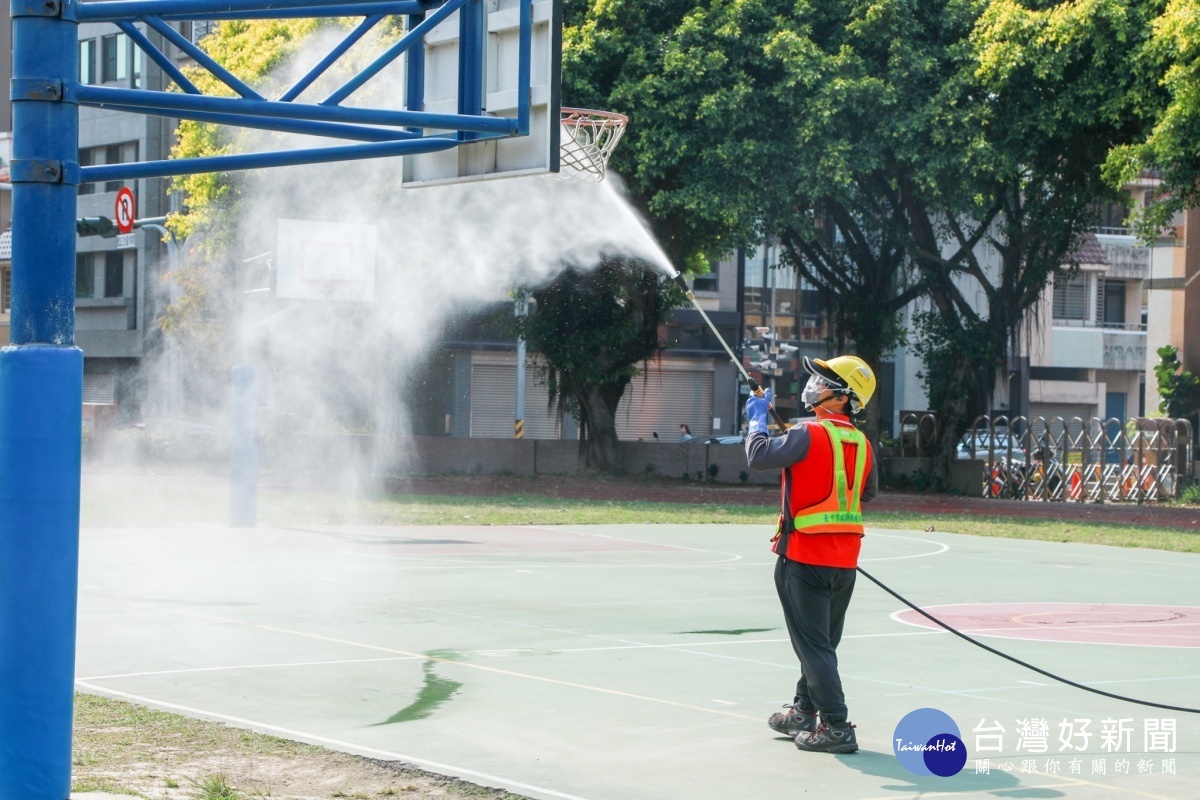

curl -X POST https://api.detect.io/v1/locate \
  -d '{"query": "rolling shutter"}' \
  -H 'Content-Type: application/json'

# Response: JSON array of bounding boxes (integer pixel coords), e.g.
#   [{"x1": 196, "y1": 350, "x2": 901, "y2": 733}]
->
[
  {"x1": 470, "y1": 354, "x2": 562, "y2": 439},
  {"x1": 1029, "y1": 403, "x2": 1096, "y2": 441},
  {"x1": 82, "y1": 372, "x2": 116, "y2": 405},
  {"x1": 615, "y1": 363, "x2": 713, "y2": 441}
]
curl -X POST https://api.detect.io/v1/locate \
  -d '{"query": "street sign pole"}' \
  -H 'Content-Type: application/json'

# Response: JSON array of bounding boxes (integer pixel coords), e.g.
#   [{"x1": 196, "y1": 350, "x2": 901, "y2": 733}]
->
[{"x1": 1, "y1": 0, "x2": 83, "y2": 797}]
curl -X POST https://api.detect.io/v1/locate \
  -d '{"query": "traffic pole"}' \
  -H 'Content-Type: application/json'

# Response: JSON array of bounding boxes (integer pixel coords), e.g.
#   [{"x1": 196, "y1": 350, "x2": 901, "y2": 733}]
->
[{"x1": 1, "y1": 0, "x2": 83, "y2": 796}]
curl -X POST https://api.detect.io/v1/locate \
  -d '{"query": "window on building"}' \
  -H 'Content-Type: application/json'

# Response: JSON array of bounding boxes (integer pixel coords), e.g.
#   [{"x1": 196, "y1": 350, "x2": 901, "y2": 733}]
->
[
  {"x1": 79, "y1": 39, "x2": 97, "y2": 85},
  {"x1": 1089, "y1": 201, "x2": 1129, "y2": 232},
  {"x1": 132, "y1": 44, "x2": 143, "y2": 88},
  {"x1": 1052, "y1": 272, "x2": 1091, "y2": 322},
  {"x1": 104, "y1": 144, "x2": 122, "y2": 193},
  {"x1": 101, "y1": 33, "x2": 130, "y2": 83},
  {"x1": 104, "y1": 252, "x2": 124, "y2": 298},
  {"x1": 81, "y1": 141, "x2": 138, "y2": 193},
  {"x1": 195, "y1": 21, "x2": 216, "y2": 41},
  {"x1": 76, "y1": 254, "x2": 95, "y2": 299},
  {"x1": 77, "y1": 148, "x2": 95, "y2": 196},
  {"x1": 692, "y1": 272, "x2": 717, "y2": 293},
  {"x1": 1102, "y1": 280, "x2": 1126, "y2": 328},
  {"x1": 2, "y1": 267, "x2": 11, "y2": 313}
]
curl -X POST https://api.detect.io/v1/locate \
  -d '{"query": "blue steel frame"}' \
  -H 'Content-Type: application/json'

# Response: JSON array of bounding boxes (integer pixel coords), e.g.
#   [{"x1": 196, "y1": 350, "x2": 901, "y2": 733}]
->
[{"x1": 1, "y1": 0, "x2": 533, "y2": 796}]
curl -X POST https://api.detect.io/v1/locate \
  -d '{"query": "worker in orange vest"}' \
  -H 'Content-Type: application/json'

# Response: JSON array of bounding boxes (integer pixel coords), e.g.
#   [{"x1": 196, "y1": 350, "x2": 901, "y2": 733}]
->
[{"x1": 745, "y1": 355, "x2": 878, "y2": 754}]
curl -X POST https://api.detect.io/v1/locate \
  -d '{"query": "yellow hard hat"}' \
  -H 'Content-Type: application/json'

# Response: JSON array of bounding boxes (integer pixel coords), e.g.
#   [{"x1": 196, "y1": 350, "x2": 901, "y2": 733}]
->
[{"x1": 803, "y1": 355, "x2": 877, "y2": 413}]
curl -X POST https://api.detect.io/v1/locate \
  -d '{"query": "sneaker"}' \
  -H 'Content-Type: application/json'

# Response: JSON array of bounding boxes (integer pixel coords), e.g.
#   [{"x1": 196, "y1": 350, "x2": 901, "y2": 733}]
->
[
  {"x1": 768, "y1": 704, "x2": 818, "y2": 737},
  {"x1": 795, "y1": 722, "x2": 858, "y2": 754}
]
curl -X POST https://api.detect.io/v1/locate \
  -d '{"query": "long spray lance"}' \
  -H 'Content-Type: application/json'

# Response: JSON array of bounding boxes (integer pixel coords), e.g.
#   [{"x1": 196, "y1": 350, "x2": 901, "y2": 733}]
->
[{"x1": 668, "y1": 272, "x2": 789, "y2": 431}]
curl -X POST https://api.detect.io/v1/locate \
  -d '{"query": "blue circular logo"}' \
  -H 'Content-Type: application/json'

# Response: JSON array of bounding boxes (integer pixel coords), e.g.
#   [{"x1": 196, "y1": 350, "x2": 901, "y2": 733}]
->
[{"x1": 893, "y1": 708, "x2": 967, "y2": 777}]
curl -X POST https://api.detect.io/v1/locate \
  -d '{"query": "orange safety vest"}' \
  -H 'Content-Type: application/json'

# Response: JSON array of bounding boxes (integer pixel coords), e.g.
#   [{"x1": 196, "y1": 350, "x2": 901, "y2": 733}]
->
[{"x1": 772, "y1": 420, "x2": 870, "y2": 561}]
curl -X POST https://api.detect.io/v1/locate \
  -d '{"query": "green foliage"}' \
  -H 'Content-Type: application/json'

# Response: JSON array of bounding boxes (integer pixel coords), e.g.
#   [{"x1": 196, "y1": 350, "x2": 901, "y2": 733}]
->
[
  {"x1": 567, "y1": 0, "x2": 1144, "y2": 457},
  {"x1": 910, "y1": 309, "x2": 999, "y2": 418},
  {"x1": 707, "y1": 462, "x2": 719, "y2": 480},
  {"x1": 1103, "y1": 0, "x2": 1200, "y2": 235},
  {"x1": 516, "y1": 258, "x2": 679, "y2": 471},
  {"x1": 562, "y1": 0, "x2": 768, "y2": 268},
  {"x1": 169, "y1": 19, "x2": 329, "y2": 240},
  {"x1": 1154, "y1": 345, "x2": 1200, "y2": 419}
]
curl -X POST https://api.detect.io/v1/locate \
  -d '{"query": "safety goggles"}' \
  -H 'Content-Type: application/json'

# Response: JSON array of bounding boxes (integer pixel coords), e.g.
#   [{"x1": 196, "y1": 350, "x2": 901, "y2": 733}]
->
[{"x1": 802, "y1": 374, "x2": 844, "y2": 409}]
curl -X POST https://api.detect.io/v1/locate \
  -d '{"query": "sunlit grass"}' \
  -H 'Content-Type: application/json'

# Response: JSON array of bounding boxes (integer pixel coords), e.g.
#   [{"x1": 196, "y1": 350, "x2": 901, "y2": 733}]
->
[{"x1": 79, "y1": 468, "x2": 1198, "y2": 553}]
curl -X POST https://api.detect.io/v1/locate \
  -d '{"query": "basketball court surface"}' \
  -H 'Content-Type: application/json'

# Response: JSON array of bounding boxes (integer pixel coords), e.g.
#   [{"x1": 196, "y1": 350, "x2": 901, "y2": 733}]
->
[{"x1": 76, "y1": 521, "x2": 1200, "y2": 799}]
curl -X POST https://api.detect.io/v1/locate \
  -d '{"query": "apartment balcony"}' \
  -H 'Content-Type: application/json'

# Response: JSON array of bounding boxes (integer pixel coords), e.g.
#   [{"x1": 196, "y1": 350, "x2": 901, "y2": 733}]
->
[
  {"x1": 1051, "y1": 322, "x2": 1146, "y2": 371},
  {"x1": 1094, "y1": 230, "x2": 1150, "y2": 280}
]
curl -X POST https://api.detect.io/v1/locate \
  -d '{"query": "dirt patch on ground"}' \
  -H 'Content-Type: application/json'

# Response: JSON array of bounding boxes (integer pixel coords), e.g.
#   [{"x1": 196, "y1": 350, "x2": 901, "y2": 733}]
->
[{"x1": 74, "y1": 694, "x2": 523, "y2": 800}]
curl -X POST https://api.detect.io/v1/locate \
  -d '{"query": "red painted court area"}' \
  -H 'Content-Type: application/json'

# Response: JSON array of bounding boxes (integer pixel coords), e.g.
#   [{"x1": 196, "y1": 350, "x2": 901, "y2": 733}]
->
[{"x1": 893, "y1": 603, "x2": 1200, "y2": 647}]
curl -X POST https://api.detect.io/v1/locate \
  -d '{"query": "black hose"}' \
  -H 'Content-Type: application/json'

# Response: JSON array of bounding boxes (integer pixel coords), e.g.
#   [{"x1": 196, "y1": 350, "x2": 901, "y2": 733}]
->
[{"x1": 856, "y1": 566, "x2": 1200, "y2": 714}]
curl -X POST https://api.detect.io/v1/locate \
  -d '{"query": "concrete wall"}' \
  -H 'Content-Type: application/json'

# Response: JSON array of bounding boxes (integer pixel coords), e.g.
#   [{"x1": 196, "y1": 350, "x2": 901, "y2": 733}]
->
[{"x1": 265, "y1": 434, "x2": 777, "y2": 485}]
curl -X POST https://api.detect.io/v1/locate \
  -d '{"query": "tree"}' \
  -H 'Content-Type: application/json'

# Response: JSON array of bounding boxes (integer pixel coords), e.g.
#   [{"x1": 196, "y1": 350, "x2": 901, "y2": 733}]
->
[
  {"x1": 1104, "y1": 0, "x2": 1200, "y2": 235},
  {"x1": 515, "y1": 258, "x2": 679, "y2": 471},
  {"x1": 1154, "y1": 345, "x2": 1200, "y2": 419},
  {"x1": 562, "y1": 0, "x2": 766, "y2": 272},
  {"x1": 905, "y1": 0, "x2": 1151, "y2": 463},
  {"x1": 567, "y1": 0, "x2": 1149, "y2": 468}
]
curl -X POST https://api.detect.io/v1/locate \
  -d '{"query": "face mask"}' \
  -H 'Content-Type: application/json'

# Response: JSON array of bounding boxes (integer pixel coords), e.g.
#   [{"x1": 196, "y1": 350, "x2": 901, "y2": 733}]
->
[{"x1": 802, "y1": 374, "x2": 841, "y2": 410}]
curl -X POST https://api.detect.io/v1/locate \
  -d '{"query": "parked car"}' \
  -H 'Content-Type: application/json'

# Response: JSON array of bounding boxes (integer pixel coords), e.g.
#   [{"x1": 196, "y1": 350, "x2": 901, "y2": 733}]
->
[
  {"x1": 956, "y1": 431, "x2": 1028, "y2": 464},
  {"x1": 706, "y1": 435, "x2": 746, "y2": 445}
]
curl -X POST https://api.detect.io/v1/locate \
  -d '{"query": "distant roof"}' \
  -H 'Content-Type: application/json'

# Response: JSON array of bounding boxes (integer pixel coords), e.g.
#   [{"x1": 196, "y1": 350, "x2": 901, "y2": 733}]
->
[{"x1": 1068, "y1": 231, "x2": 1108, "y2": 267}]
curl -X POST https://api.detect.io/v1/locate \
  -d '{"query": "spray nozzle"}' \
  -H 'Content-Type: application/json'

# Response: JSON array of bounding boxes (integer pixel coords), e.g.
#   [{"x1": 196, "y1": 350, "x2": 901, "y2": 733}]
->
[{"x1": 670, "y1": 273, "x2": 691, "y2": 297}]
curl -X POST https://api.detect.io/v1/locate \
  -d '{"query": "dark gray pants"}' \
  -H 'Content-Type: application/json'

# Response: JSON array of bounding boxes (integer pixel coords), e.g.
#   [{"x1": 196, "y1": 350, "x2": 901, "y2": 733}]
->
[{"x1": 774, "y1": 556, "x2": 856, "y2": 726}]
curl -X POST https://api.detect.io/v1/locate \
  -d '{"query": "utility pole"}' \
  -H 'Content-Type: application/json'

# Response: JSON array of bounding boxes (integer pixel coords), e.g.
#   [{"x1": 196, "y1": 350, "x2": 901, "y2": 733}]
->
[{"x1": 514, "y1": 289, "x2": 528, "y2": 439}]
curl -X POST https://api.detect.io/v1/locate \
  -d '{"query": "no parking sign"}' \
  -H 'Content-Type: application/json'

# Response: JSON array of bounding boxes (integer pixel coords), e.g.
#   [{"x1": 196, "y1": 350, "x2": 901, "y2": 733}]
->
[{"x1": 114, "y1": 186, "x2": 136, "y2": 234}]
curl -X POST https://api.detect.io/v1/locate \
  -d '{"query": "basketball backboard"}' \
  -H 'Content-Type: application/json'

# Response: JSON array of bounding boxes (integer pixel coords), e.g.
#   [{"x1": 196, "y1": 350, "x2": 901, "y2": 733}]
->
[
  {"x1": 402, "y1": 0, "x2": 562, "y2": 186},
  {"x1": 275, "y1": 218, "x2": 377, "y2": 303}
]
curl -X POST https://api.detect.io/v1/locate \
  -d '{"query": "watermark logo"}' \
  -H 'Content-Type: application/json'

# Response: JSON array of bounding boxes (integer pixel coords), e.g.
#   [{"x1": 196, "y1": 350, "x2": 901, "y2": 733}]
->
[{"x1": 894, "y1": 708, "x2": 968, "y2": 777}]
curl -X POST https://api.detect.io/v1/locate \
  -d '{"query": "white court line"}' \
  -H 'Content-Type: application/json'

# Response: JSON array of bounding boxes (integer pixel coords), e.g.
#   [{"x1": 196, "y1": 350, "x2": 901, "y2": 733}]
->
[
  {"x1": 860, "y1": 533, "x2": 950, "y2": 561},
  {"x1": 74, "y1": 681, "x2": 593, "y2": 800},
  {"x1": 177, "y1": 611, "x2": 762, "y2": 722},
  {"x1": 80, "y1": 655, "x2": 423, "y2": 681}
]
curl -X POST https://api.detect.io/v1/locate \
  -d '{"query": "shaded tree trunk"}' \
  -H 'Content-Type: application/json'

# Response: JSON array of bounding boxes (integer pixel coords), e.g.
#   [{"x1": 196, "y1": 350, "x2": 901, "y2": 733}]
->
[{"x1": 517, "y1": 258, "x2": 679, "y2": 474}]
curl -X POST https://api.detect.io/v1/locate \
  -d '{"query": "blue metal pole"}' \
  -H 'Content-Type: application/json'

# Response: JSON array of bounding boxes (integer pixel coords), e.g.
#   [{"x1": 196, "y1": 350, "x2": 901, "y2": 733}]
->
[
  {"x1": 321, "y1": 0, "x2": 466, "y2": 105},
  {"x1": 229, "y1": 365, "x2": 259, "y2": 527},
  {"x1": 116, "y1": 20, "x2": 202, "y2": 94},
  {"x1": 73, "y1": 84, "x2": 517, "y2": 135},
  {"x1": 84, "y1": 101, "x2": 419, "y2": 142},
  {"x1": 165, "y1": 1, "x2": 424, "y2": 19},
  {"x1": 278, "y1": 14, "x2": 384, "y2": 101},
  {"x1": 75, "y1": 0, "x2": 421, "y2": 22},
  {"x1": 516, "y1": 0, "x2": 530, "y2": 135},
  {"x1": 80, "y1": 133, "x2": 463, "y2": 182},
  {"x1": 141, "y1": 15, "x2": 265, "y2": 99},
  {"x1": 2, "y1": 0, "x2": 82, "y2": 796}
]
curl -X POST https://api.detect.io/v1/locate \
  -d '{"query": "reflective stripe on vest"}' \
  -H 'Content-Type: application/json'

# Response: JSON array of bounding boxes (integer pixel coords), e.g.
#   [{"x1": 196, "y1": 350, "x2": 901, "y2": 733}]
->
[{"x1": 791, "y1": 421, "x2": 868, "y2": 531}]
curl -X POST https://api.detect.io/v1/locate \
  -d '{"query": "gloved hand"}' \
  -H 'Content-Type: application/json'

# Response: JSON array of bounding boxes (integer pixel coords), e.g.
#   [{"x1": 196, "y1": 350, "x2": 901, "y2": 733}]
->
[{"x1": 745, "y1": 388, "x2": 772, "y2": 435}]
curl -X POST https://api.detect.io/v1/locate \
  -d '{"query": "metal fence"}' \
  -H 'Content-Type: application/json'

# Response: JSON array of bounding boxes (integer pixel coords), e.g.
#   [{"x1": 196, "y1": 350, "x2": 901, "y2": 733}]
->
[{"x1": 964, "y1": 415, "x2": 1194, "y2": 503}]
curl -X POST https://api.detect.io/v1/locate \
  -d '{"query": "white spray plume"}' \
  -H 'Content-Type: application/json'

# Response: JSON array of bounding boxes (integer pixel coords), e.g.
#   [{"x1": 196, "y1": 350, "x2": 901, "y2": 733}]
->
[{"x1": 173, "y1": 22, "x2": 681, "y2": 486}]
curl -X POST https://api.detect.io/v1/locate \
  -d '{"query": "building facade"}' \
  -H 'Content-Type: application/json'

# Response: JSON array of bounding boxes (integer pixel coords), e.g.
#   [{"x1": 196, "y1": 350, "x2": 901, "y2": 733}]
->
[{"x1": 72, "y1": 21, "x2": 221, "y2": 431}]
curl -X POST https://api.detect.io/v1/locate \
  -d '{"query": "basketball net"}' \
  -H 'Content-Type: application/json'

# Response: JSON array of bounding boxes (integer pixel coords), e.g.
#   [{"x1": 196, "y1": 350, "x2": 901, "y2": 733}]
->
[{"x1": 555, "y1": 107, "x2": 628, "y2": 182}]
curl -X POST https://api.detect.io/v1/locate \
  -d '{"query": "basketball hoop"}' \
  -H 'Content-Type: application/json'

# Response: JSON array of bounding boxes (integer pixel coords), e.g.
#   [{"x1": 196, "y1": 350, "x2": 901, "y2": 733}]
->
[{"x1": 555, "y1": 107, "x2": 629, "y2": 182}]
